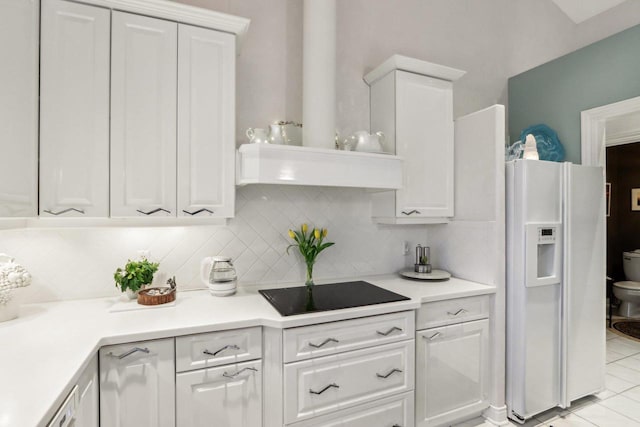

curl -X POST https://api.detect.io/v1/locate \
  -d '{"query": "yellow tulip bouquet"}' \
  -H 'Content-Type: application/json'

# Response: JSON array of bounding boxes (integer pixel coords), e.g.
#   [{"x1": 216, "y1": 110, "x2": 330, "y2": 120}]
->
[{"x1": 287, "y1": 224, "x2": 334, "y2": 288}]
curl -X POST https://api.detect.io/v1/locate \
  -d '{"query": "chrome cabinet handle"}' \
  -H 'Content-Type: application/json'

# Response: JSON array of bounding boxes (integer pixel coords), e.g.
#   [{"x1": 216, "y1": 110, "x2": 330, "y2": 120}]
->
[
  {"x1": 109, "y1": 347, "x2": 150, "y2": 359},
  {"x1": 203, "y1": 344, "x2": 240, "y2": 357},
  {"x1": 376, "y1": 326, "x2": 403, "y2": 336},
  {"x1": 425, "y1": 332, "x2": 442, "y2": 341},
  {"x1": 136, "y1": 208, "x2": 171, "y2": 215},
  {"x1": 309, "y1": 338, "x2": 339, "y2": 348},
  {"x1": 43, "y1": 207, "x2": 85, "y2": 215},
  {"x1": 401, "y1": 209, "x2": 420, "y2": 215},
  {"x1": 376, "y1": 368, "x2": 403, "y2": 379},
  {"x1": 182, "y1": 208, "x2": 214, "y2": 216},
  {"x1": 222, "y1": 366, "x2": 258, "y2": 378},
  {"x1": 309, "y1": 383, "x2": 339, "y2": 395},
  {"x1": 447, "y1": 308, "x2": 467, "y2": 316}
]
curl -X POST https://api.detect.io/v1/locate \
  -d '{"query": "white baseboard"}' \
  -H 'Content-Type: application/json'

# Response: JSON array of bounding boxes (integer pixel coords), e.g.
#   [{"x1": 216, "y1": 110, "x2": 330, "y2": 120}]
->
[{"x1": 483, "y1": 405, "x2": 509, "y2": 426}]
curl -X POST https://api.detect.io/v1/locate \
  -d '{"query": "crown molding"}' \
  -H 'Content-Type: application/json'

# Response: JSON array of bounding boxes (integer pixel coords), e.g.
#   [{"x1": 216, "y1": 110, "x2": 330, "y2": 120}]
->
[{"x1": 71, "y1": 0, "x2": 250, "y2": 50}]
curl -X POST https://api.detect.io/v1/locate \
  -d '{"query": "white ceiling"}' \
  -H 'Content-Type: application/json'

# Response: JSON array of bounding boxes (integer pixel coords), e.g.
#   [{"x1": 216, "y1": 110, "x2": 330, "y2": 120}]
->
[{"x1": 551, "y1": 0, "x2": 628, "y2": 24}]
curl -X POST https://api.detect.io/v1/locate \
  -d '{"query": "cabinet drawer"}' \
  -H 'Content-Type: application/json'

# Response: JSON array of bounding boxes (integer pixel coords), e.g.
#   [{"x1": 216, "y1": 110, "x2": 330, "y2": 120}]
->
[
  {"x1": 417, "y1": 295, "x2": 489, "y2": 329},
  {"x1": 290, "y1": 391, "x2": 414, "y2": 427},
  {"x1": 284, "y1": 340, "x2": 414, "y2": 424},
  {"x1": 176, "y1": 326, "x2": 261, "y2": 373},
  {"x1": 284, "y1": 311, "x2": 414, "y2": 362},
  {"x1": 176, "y1": 360, "x2": 262, "y2": 427}
]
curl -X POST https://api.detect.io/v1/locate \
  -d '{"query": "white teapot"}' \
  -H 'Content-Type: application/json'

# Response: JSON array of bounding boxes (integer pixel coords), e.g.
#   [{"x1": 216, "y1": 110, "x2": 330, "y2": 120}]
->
[
  {"x1": 246, "y1": 128, "x2": 269, "y2": 144},
  {"x1": 350, "y1": 131, "x2": 385, "y2": 153}
]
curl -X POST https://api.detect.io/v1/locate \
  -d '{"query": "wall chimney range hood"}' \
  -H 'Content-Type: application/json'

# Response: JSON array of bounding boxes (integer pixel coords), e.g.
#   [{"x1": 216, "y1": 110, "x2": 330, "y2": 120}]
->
[
  {"x1": 236, "y1": 144, "x2": 403, "y2": 190},
  {"x1": 234, "y1": 0, "x2": 403, "y2": 190}
]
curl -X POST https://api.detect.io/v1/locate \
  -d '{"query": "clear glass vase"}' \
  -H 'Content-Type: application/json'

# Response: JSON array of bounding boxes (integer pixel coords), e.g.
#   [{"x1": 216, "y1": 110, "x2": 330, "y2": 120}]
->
[{"x1": 305, "y1": 262, "x2": 314, "y2": 288}]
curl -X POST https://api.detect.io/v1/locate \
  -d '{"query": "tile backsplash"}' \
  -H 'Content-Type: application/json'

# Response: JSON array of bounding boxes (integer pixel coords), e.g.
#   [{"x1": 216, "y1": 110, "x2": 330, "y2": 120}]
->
[{"x1": 1, "y1": 185, "x2": 426, "y2": 303}]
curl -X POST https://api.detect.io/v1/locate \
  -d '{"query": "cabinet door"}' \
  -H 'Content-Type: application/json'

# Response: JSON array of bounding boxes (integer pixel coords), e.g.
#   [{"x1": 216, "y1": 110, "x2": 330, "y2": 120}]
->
[
  {"x1": 0, "y1": 0, "x2": 38, "y2": 217},
  {"x1": 99, "y1": 338, "x2": 175, "y2": 427},
  {"x1": 40, "y1": 0, "x2": 110, "y2": 217},
  {"x1": 75, "y1": 355, "x2": 99, "y2": 427},
  {"x1": 110, "y1": 12, "x2": 177, "y2": 217},
  {"x1": 416, "y1": 319, "x2": 489, "y2": 427},
  {"x1": 396, "y1": 70, "x2": 454, "y2": 218},
  {"x1": 177, "y1": 24, "x2": 235, "y2": 218},
  {"x1": 176, "y1": 360, "x2": 262, "y2": 427}
]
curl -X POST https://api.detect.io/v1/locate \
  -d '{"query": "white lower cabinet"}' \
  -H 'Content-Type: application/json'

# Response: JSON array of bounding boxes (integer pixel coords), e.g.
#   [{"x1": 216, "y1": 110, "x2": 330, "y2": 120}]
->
[
  {"x1": 284, "y1": 340, "x2": 414, "y2": 424},
  {"x1": 176, "y1": 359, "x2": 262, "y2": 427},
  {"x1": 75, "y1": 356, "x2": 100, "y2": 427},
  {"x1": 98, "y1": 328, "x2": 262, "y2": 427},
  {"x1": 290, "y1": 392, "x2": 414, "y2": 427},
  {"x1": 99, "y1": 338, "x2": 175, "y2": 427},
  {"x1": 48, "y1": 355, "x2": 99, "y2": 427},
  {"x1": 264, "y1": 311, "x2": 416, "y2": 427},
  {"x1": 415, "y1": 319, "x2": 489, "y2": 427},
  {"x1": 175, "y1": 327, "x2": 263, "y2": 427}
]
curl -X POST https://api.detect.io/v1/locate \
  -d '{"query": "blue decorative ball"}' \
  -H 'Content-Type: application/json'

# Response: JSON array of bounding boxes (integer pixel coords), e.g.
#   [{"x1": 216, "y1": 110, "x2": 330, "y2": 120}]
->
[{"x1": 519, "y1": 124, "x2": 565, "y2": 162}]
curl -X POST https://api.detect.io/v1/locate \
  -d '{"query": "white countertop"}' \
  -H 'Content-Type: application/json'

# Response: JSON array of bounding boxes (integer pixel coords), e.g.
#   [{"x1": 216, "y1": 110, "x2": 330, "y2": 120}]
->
[{"x1": 0, "y1": 274, "x2": 494, "y2": 427}]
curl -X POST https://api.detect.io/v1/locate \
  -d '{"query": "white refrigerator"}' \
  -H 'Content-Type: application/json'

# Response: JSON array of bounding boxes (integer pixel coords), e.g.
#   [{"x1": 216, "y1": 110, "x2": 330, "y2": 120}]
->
[{"x1": 506, "y1": 159, "x2": 605, "y2": 423}]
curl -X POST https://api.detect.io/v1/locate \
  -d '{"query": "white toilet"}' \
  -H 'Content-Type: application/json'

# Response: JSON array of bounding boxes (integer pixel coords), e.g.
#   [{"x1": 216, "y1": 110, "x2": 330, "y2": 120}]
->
[{"x1": 613, "y1": 250, "x2": 640, "y2": 317}]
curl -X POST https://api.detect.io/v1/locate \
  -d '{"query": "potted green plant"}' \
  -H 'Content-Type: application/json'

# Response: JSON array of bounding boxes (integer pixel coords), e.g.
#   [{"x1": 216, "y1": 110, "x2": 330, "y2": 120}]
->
[{"x1": 114, "y1": 257, "x2": 160, "y2": 299}]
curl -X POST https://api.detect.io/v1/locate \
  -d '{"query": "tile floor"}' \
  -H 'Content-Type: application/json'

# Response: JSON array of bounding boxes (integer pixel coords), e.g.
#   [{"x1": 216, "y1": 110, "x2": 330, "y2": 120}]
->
[{"x1": 455, "y1": 328, "x2": 640, "y2": 427}]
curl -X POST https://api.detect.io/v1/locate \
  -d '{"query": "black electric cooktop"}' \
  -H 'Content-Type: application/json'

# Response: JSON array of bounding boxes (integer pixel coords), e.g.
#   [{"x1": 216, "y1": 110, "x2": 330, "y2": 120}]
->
[{"x1": 259, "y1": 280, "x2": 410, "y2": 317}]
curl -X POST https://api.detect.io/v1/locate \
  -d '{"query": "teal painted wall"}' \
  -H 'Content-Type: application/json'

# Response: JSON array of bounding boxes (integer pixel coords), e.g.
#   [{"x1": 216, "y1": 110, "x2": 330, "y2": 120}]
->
[{"x1": 508, "y1": 24, "x2": 640, "y2": 163}]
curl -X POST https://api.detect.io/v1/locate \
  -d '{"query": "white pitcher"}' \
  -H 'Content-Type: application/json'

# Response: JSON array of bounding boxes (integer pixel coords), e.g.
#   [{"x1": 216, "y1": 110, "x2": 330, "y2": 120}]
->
[{"x1": 268, "y1": 124, "x2": 285, "y2": 145}]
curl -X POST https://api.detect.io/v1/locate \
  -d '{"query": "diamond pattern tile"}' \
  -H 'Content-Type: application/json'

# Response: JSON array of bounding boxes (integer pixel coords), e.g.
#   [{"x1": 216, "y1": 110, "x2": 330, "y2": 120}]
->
[{"x1": 0, "y1": 185, "x2": 427, "y2": 303}]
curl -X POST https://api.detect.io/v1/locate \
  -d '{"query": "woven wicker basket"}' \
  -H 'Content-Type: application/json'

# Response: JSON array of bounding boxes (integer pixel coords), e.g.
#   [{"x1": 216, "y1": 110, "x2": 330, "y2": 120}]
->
[{"x1": 137, "y1": 287, "x2": 176, "y2": 306}]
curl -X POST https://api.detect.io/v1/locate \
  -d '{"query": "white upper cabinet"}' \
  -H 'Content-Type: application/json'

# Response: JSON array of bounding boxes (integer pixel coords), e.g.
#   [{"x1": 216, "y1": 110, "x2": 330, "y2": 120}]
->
[
  {"x1": 0, "y1": 0, "x2": 39, "y2": 217},
  {"x1": 366, "y1": 55, "x2": 465, "y2": 224},
  {"x1": 40, "y1": 0, "x2": 110, "y2": 217},
  {"x1": 177, "y1": 24, "x2": 235, "y2": 218},
  {"x1": 110, "y1": 12, "x2": 177, "y2": 218}
]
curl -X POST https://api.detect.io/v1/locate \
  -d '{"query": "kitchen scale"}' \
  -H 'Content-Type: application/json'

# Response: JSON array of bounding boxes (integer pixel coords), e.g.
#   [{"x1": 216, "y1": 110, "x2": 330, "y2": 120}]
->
[{"x1": 259, "y1": 281, "x2": 410, "y2": 317}]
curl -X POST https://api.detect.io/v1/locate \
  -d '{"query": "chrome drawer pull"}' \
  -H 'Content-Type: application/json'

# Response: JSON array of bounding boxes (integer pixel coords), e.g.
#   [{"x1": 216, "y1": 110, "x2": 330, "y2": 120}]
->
[
  {"x1": 222, "y1": 366, "x2": 258, "y2": 378},
  {"x1": 109, "y1": 347, "x2": 150, "y2": 359},
  {"x1": 43, "y1": 207, "x2": 85, "y2": 215},
  {"x1": 425, "y1": 332, "x2": 442, "y2": 341},
  {"x1": 203, "y1": 344, "x2": 240, "y2": 357},
  {"x1": 309, "y1": 383, "x2": 339, "y2": 395},
  {"x1": 376, "y1": 326, "x2": 403, "y2": 336},
  {"x1": 308, "y1": 338, "x2": 339, "y2": 348},
  {"x1": 136, "y1": 208, "x2": 171, "y2": 215},
  {"x1": 182, "y1": 208, "x2": 214, "y2": 216},
  {"x1": 401, "y1": 209, "x2": 420, "y2": 215},
  {"x1": 376, "y1": 368, "x2": 403, "y2": 379},
  {"x1": 447, "y1": 308, "x2": 467, "y2": 316}
]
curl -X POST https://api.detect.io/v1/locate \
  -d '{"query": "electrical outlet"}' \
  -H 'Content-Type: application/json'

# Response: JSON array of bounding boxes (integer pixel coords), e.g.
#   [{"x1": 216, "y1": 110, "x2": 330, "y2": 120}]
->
[
  {"x1": 402, "y1": 241, "x2": 409, "y2": 255},
  {"x1": 137, "y1": 250, "x2": 150, "y2": 259}
]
